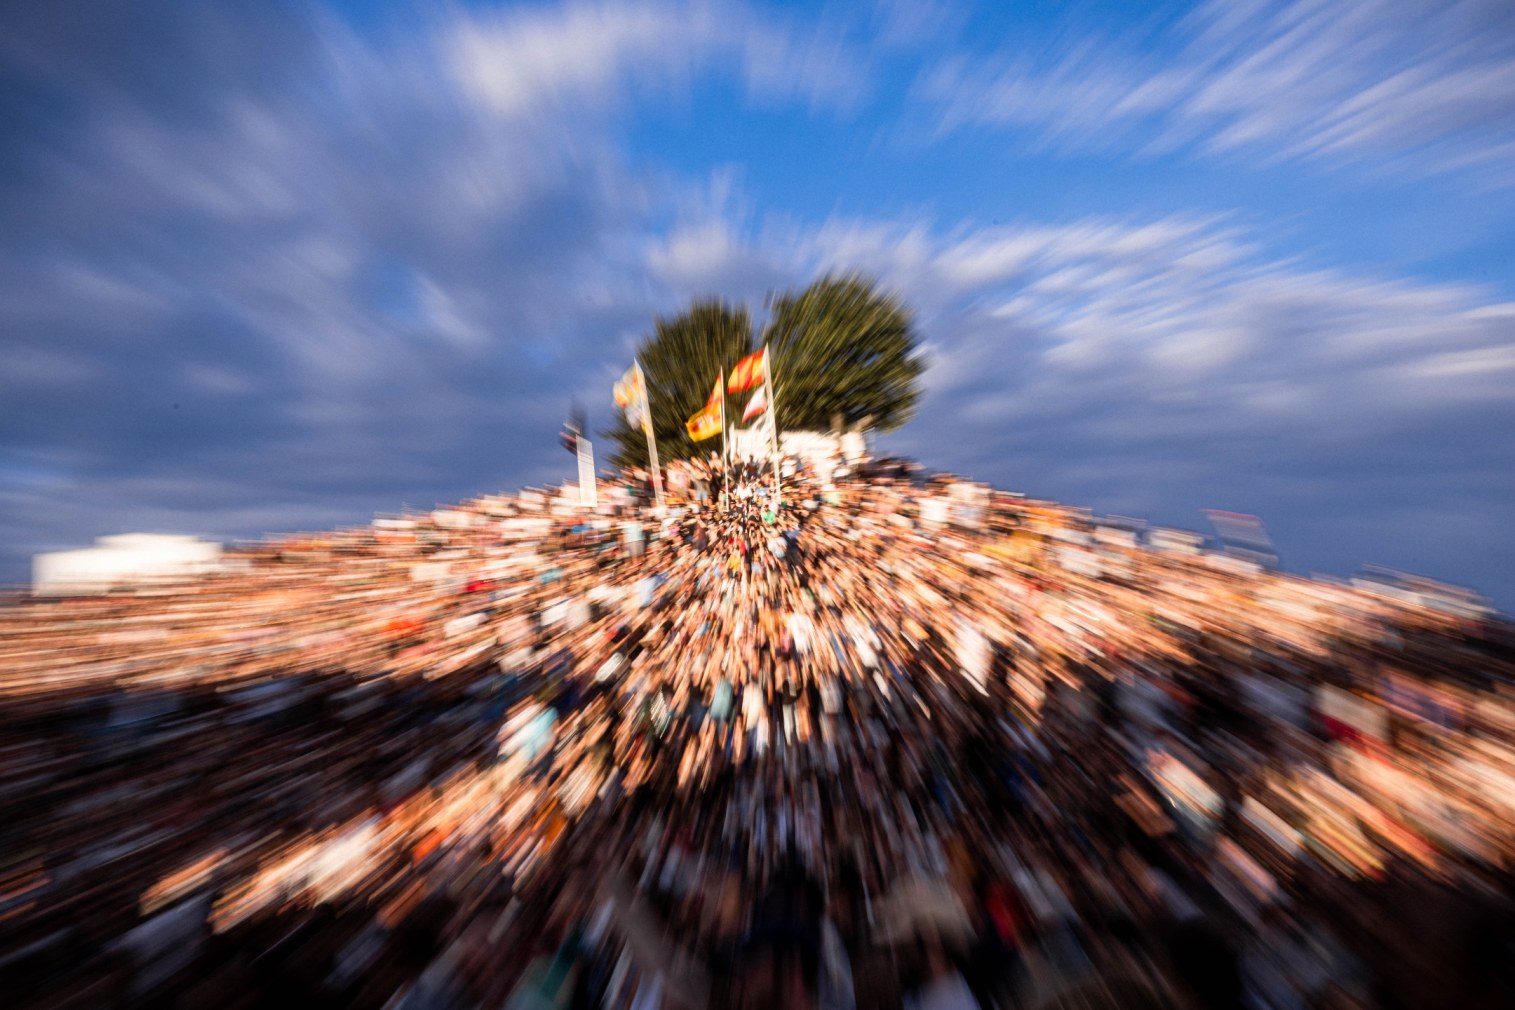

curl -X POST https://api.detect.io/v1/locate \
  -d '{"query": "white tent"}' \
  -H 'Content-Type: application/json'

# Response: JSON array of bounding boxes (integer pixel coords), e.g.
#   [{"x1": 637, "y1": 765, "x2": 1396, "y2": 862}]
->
[{"x1": 32, "y1": 533, "x2": 223, "y2": 596}]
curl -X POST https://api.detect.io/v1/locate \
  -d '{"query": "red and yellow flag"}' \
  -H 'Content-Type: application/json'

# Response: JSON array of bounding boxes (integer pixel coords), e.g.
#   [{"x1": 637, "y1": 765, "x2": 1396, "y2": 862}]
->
[
  {"x1": 741, "y1": 382, "x2": 768, "y2": 423},
  {"x1": 727, "y1": 348, "x2": 766, "y2": 393},
  {"x1": 685, "y1": 373, "x2": 723, "y2": 441}
]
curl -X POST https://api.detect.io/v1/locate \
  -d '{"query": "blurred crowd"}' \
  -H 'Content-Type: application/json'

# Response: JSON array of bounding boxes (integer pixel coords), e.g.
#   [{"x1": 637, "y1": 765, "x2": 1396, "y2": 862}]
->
[{"x1": 2, "y1": 454, "x2": 1513, "y2": 1009}]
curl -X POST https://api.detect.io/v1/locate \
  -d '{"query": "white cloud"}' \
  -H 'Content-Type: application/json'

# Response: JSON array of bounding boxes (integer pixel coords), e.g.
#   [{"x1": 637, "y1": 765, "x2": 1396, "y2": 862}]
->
[
  {"x1": 917, "y1": 0, "x2": 1515, "y2": 181},
  {"x1": 445, "y1": 0, "x2": 869, "y2": 120}
]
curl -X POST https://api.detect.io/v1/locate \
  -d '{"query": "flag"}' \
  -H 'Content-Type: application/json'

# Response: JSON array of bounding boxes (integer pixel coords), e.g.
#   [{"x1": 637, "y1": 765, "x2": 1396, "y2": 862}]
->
[
  {"x1": 685, "y1": 373, "x2": 723, "y2": 441},
  {"x1": 741, "y1": 382, "x2": 768, "y2": 423},
  {"x1": 613, "y1": 364, "x2": 642, "y2": 408},
  {"x1": 727, "y1": 348, "x2": 767, "y2": 393},
  {"x1": 614, "y1": 363, "x2": 650, "y2": 433},
  {"x1": 686, "y1": 409, "x2": 721, "y2": 441}
]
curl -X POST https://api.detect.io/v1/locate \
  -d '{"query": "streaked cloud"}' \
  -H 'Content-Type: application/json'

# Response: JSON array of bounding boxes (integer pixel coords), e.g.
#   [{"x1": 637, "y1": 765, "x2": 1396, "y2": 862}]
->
[
  {"x1": 447, "y1": 0, "x2": 871, "y2": 118},
  {"x1": 917, "y1": 0, "x2": 1515, "y2": 181},
  {"x1": 652, "y1": 206, "x2": 1514, "y2": 434}
]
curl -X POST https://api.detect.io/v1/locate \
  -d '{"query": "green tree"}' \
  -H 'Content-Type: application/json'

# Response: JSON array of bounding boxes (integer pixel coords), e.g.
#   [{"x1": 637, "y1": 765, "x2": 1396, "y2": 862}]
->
[
  {"x1": 761, "y1": 274, "x2": 923, "y2": 433},
  {"x1": 605, "y1": 276, "x2": 925, "y2": 467},
  {"x1": 605, "y1": 299, "x2": 753, "y2": 468}
]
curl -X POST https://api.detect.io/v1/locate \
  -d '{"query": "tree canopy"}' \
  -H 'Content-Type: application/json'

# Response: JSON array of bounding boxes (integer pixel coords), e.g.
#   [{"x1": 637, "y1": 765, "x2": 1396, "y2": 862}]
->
[
  {"x1": 605, "y1": 274, "x2": 924, "y2": 467},
  {"x1": 762, "y1": 274, "x2": 923, "y2": 434}
]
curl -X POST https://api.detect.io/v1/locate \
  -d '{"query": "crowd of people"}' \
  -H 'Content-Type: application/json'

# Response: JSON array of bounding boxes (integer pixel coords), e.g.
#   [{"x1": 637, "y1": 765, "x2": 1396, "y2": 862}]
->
[{"x1": 1, "y1": 452, "x2": 1513, "y2": 1009}]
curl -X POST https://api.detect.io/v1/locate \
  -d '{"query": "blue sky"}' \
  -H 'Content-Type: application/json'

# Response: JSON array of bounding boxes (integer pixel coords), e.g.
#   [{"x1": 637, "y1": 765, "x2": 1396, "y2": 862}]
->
[{"x1": 2, "y1": 0, "x2": 1512, "y2": 606}]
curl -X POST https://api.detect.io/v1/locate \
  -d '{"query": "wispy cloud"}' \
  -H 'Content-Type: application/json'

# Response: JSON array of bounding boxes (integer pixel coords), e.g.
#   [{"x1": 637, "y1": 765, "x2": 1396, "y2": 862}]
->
[
  {"x1": 917, "y1": 0, "x2": 1515, "y2": 181},
  {"x1": 446, "y1": 0, "x2": 871, "y2": 118},
  {"x1": 653, "y1": 206, "x2": 1513, "y2": 431}
]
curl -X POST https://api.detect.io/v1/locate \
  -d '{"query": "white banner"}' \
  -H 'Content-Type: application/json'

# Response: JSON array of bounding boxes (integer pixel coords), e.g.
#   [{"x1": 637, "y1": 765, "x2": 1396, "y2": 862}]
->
[{"x1": 576, "y1": 438, "x2": 597, "y2": 508}]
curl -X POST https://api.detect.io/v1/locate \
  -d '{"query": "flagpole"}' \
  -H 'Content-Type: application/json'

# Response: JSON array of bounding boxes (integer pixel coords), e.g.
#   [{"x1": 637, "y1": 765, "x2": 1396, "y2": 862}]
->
[
  {"x1": 636, "y1": 361, "x2": 664, "y2": 508},
  {"x1": 718, "y1": 369, "x2": 728, "y2": 509},
  {"x1": 762, "y1": 344, "x2": 781, "y2": 502}
]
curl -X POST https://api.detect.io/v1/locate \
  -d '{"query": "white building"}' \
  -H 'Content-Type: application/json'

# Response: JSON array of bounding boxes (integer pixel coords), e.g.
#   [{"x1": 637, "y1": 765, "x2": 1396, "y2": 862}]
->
[
  {"x1": 32, "y1": 533, "x2": 224, "y2": 596},
  {"x1": 727, "y1": 427, "x2": 868, "y2": 467}
]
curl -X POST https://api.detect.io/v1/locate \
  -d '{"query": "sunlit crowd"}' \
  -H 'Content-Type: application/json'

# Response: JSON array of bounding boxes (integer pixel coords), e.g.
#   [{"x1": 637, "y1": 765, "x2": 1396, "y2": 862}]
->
[{"x1": 2, "y1": 450, "x2": 1512, "y2": 1009}]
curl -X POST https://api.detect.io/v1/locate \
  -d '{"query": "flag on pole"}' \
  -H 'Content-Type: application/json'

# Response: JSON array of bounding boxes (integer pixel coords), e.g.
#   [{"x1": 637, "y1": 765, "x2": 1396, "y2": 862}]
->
[
  {"x1": 741, "y1": 382, "x2": 768, "y2": 423},
  {"x1": 616, "y1": 360, "x2": 665, "y2": 505},
  {"x1": 613, "y1": 365, "x2": 640, "y2": 409},
  {"x1": 614, "y1": 364, "x2": 649, "y2": 433},
  {"x1": 727, "y1": 349, "x2": 767, "y2": 393},
  {"x1": 762, "y1": 342, "x2": 781, "y2": 501},
  {"x1": 612, "y1": 364, "x2": 636, "y2": 408},
  {"x1": 685, "y1": 373, "x2": 723, "y2": 441}
]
